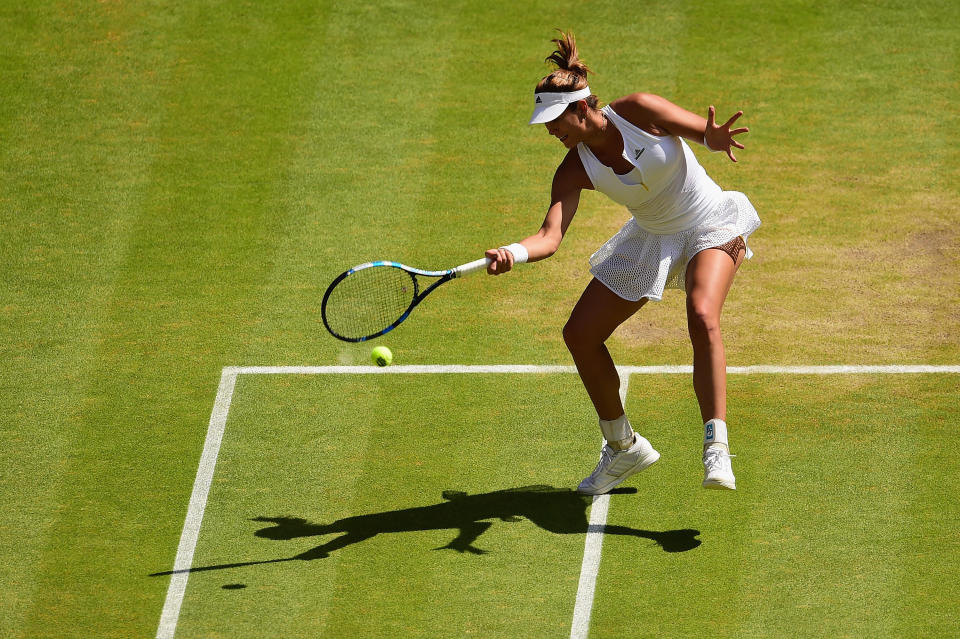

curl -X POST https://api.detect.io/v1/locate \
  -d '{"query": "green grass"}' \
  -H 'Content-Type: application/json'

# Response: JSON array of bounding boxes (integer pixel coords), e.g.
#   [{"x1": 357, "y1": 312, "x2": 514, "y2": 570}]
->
[
  {"x1": 1, "y1": 0, "x2": 958, "y2": 637},
  {"x1": 597, "y1": 374, "x2": 959, "y2": 638},
  {"x1": 150, "y1": 371, "x2": 958, "y2": 639},
  {"x1": 175, "y1": 374, "x2": 598, "y2": 638}
]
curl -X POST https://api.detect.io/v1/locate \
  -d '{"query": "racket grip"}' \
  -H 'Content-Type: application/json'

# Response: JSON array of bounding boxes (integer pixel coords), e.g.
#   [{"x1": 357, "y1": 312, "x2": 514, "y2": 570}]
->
[{"x1": 452, "y1": 257, "x2": 493, "y2": 278}]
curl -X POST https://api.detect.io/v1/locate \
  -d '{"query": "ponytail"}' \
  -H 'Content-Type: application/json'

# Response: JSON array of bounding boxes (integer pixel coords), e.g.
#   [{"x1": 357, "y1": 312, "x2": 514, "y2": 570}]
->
[{"x1": 536, "y1": 30, "x2": 598, "y2": 109}]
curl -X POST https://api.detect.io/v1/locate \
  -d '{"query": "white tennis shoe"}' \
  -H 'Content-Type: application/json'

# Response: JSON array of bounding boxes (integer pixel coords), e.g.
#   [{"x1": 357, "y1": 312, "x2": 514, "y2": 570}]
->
[
  {"x1": 702, "y1": 447, "x2": 736, "y2": 490},
  {"x1": 577, "y1": 435, "x2": 660, "y2": 495}
]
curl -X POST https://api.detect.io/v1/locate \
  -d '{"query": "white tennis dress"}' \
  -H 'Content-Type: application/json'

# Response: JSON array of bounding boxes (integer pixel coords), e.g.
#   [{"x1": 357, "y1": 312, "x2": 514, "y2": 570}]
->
[{"x1": 577, "y1": 105, "x2": 761, "y2": 301}]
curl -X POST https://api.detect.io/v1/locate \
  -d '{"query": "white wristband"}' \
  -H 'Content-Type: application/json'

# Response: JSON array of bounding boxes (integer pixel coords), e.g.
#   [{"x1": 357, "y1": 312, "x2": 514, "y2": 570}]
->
[{"x1": 500, "y1": 242, "x2": 529, "y2": 264}]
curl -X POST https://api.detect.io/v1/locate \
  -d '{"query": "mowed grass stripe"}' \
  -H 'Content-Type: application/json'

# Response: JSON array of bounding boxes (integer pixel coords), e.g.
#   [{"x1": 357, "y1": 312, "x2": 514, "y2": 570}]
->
[
  {"x1": 1, "y1": 3, "x2": 188, "y2": 636},
  {"x1": 305, "y1": 10, "x2": 489, "y2": 634},
  {"x1": 241, "y1": 7, "x2": 564, "y2": 632},
  {"x1": 12, "y1": 4, "x2": 338, "y2": 637},
  {"x1": 219, "y1": 5, "x2": 481, "y2": 631},
  {"x1": 895, "y1": 376, "x2": 960, "y2": 636},
  {"x1": 237, "y1": 3, "x2": 477, "y2": 366}
]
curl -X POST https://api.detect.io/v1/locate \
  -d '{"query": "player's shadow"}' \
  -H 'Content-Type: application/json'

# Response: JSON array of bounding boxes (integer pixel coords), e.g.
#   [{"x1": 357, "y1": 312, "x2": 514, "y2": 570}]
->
[{"x1": 150, "y1": 485, "x2": 700, "y2": 576}]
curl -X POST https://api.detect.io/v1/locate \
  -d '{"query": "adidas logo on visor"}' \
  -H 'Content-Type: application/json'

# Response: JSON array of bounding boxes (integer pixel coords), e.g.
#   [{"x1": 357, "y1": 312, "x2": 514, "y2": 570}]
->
[{"x1": 528, "y1": 87, "x2": 591, "y2": 125}]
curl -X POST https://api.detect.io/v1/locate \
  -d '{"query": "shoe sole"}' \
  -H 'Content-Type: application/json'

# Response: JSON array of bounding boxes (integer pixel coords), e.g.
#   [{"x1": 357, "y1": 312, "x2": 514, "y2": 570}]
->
[
  {"x1": 702, "y1": 478, "x2": 736, "y2": 490},
  {"x1": 577, "y1": 449, "x2": 661, "y2": 495}
]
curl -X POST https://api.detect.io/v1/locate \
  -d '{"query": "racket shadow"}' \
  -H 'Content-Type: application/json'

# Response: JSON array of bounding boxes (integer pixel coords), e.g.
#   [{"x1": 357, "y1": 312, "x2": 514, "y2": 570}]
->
[{"x1": 150, "y1": 485, "x2": 700, "y2": 577}]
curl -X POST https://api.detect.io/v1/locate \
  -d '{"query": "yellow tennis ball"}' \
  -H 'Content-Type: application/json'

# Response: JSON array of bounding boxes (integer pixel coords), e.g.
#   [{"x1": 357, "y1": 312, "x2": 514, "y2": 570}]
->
[{"x1": 371, "y1": 345, "x2": 393, "y2": 367}]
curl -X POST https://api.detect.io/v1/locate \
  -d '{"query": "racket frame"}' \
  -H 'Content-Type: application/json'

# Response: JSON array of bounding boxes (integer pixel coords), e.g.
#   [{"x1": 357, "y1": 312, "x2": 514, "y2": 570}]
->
[{"x1": 321, "y1": 257, "x2": 490, "y2": 342}]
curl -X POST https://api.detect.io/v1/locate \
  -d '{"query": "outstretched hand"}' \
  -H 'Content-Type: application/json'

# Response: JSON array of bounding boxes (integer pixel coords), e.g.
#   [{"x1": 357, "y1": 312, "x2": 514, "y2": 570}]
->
[{"x1": 705, "y1": 106, "x2": 749, "y2": 162}]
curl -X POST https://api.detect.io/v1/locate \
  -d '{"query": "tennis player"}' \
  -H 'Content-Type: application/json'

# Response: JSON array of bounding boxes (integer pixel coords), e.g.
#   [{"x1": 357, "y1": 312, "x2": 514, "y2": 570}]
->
[{"x1": 487, "y1": 31, "x2": 760, "y2": 494}]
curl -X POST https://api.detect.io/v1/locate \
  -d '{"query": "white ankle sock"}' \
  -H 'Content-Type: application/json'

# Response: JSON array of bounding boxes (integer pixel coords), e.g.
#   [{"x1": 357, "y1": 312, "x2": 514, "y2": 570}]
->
[
  {"x1": 703, "y1": 418, "x2": 728, "y2": 450},
  {"x1": 599, "y1": 415, "x2": 635, "y2": 451}
]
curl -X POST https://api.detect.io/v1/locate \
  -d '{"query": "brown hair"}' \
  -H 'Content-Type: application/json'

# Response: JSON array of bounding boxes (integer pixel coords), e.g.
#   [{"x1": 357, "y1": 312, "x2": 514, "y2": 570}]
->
[{"x1": 535, "y1": 30, "x2": 599, "y2": 110}]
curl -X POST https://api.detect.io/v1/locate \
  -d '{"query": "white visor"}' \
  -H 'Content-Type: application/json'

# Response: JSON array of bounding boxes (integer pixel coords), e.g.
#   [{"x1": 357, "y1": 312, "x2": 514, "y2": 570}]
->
[{"x1": 528, "y1": 87, "x2": 592, "y2": 125}]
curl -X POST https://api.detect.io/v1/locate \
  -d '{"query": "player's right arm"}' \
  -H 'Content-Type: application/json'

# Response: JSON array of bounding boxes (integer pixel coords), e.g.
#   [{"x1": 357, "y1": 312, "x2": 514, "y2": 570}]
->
[{"x1": 486, "y1": 149, "x2": 593, "y2": 274}]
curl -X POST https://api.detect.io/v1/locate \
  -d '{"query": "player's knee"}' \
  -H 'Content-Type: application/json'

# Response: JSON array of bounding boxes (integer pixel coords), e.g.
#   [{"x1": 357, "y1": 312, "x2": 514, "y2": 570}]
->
[
  {"x1": 686, "y1": 298, "x2": 722, "y2": 340},
  {"x1": 562, "y1": 318, "x2": 578, "y2": 349},
  {"x1": 562, "y1": 316, "x2": 593, "y2": 352}
]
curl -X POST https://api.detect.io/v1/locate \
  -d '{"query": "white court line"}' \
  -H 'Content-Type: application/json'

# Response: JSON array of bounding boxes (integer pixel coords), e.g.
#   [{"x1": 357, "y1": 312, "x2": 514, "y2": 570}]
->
[
  {"x1": 156, "y1": 369, "x2": 238, "y2": 639},
  {"x1": 157, "y1": 363, "x2": 960, "y2": 638},
  {"x1": 569, "y1": 368, "x2": 631, "y2": 639},
  {"x1": 571, "y1": 494, "x2": 611, "y2": 639},
  {"x1": 227, "y1": 364, "x2": 960, "y2": 376}
]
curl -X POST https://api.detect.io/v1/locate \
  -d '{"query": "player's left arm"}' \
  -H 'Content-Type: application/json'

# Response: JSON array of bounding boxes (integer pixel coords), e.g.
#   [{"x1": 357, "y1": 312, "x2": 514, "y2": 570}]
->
[{"x1": 611, "y1": 92, "x2": 748, "y2": 162}]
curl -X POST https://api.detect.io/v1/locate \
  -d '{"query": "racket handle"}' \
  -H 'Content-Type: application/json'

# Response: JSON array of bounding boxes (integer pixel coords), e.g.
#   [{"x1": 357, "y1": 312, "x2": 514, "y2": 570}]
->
[{"x1": 452, "y1": 257, "x2": 493, "y2": 278}]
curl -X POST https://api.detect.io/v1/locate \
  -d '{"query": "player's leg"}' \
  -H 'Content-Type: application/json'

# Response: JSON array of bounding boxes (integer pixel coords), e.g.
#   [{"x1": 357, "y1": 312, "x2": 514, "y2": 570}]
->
[
  {"x1": 563, "y1": 278, "x2": 660, "y2": 494},
  {"x1": 563, "y1": 278, "x2": 647, "y2": 420},
  {"x1": 684, "y1": 236, "x2": 745, "y2": 490}
]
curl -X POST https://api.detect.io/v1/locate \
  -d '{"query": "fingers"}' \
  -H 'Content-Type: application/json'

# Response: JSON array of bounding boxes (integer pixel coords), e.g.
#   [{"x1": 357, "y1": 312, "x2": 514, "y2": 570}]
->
[
  {"x1": 710, "y1": 109, "x2": 747, "y2": 162},
  {"x1": 706, "y1": 105, "x2": 716, "y2": 127},
  {"x1": 724, "y1": 135, "x2": 747, "y2": 162},
  {"x1": 484, "y1": 248, "x2": 514, "y2": 275},
  {"x1": 723, "y1": 110, "x2": 744, "y2": 127}
]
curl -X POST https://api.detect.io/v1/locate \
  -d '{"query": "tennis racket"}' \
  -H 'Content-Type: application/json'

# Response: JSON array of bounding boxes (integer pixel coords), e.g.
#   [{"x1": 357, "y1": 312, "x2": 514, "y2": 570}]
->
[{"x1": 321, "y1": 257, "x2": 492, "y2": 342}]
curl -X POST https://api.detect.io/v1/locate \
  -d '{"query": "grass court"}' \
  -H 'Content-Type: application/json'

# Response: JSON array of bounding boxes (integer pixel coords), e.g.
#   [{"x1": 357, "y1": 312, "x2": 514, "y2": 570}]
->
[{"x1": 1, "y1": 1, "x2": 958, "y2": 637}]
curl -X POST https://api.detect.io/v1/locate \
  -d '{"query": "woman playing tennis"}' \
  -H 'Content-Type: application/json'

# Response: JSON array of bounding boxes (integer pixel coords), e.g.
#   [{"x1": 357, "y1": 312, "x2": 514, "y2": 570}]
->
[{"x1": 487, "y1": 32, "x2": 760, "y2": 494}]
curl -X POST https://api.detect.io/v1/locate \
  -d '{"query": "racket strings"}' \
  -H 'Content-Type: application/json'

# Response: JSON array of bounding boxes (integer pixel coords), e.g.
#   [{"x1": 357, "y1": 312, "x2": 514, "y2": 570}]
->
[{"x1": 324, "y1": 266, "x2": 417, "y2": 340}]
